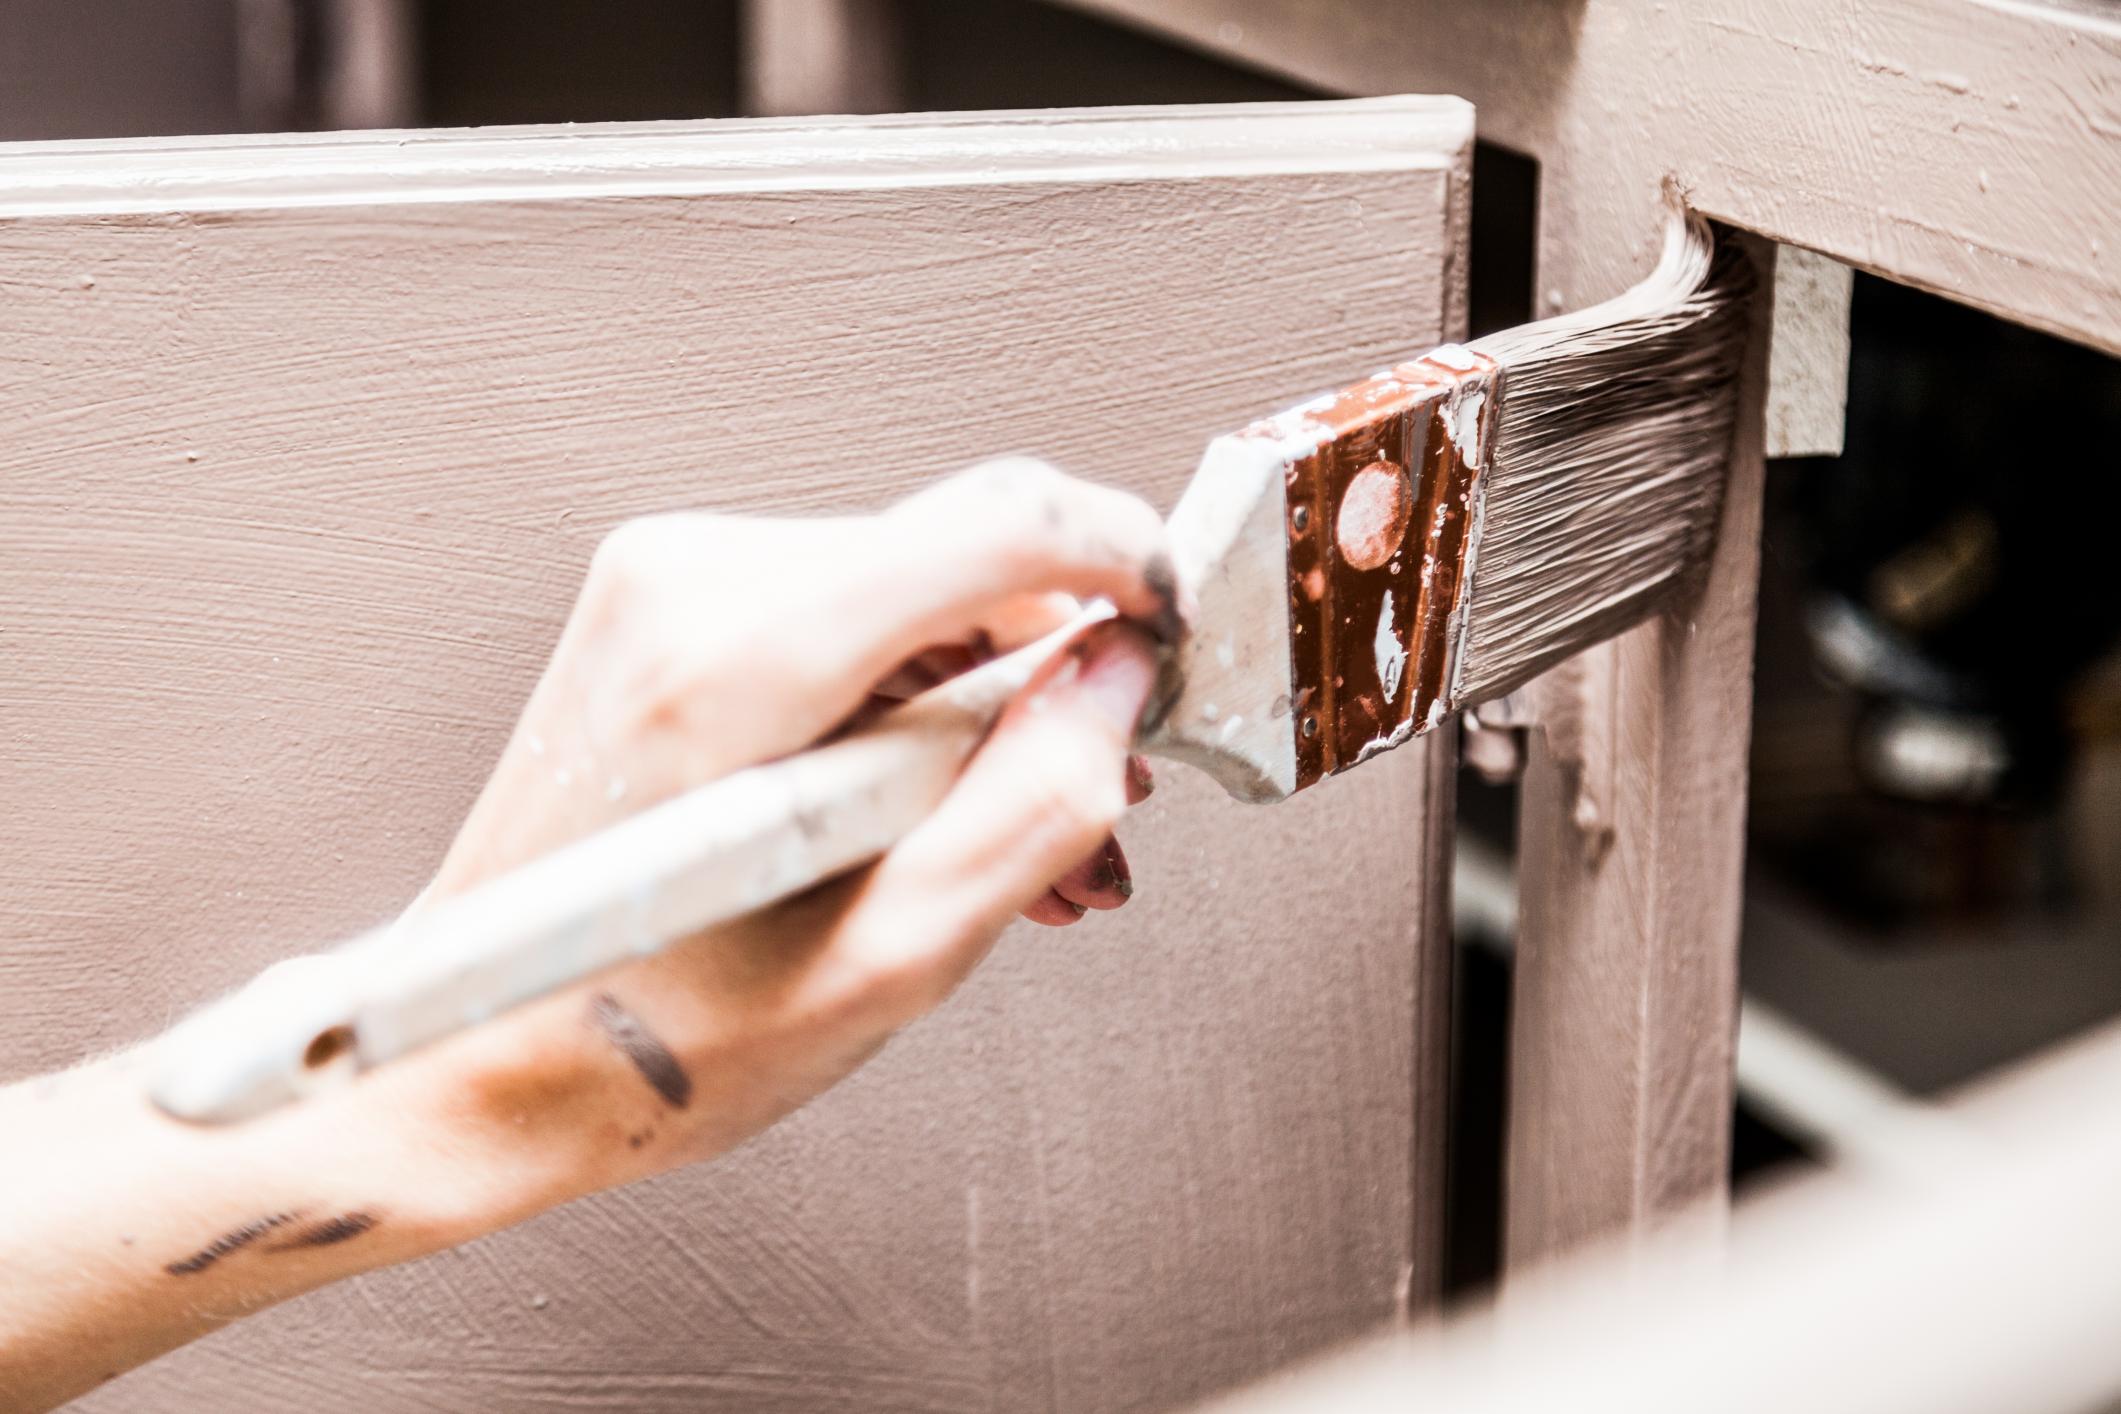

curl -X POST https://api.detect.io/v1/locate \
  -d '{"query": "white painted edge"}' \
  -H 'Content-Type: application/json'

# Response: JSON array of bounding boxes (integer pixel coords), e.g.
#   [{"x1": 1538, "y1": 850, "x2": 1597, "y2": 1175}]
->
[
  {"x1": 1200, "y1": 1007, "x2": 2121, "y2": 1414},
  {"x1": 0, "y1": 95, "x2": 1474, "y2": 216},
  {"x1": 1736, "y1": 999, "x2": 1971, "y2": 1181}
]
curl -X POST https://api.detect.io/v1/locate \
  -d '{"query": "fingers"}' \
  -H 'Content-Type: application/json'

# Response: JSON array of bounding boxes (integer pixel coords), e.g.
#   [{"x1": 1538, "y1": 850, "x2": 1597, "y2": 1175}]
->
[
  {"x1": 877, "y1": 596, "x2": 1146, "y2": 928},
  {"x1": 1024, "y1": 833, "x2": 1131, "y2": 926},
  {"x1": 830, "y1": 622, "x2": 1160, "y2": 1021},
  {"x1": 980, "y1": 591, "x2": 1090, "y2": 654},
  {"x1": 843, "y1": 460, "x2": 1180, "y2": 693},
  {"x1": 1025, "y1": 758, "x2": 1149, "y2": 925},
  {"x1": 867, "y1": 642, "x2": 983, "y2": 705},
  {"x1": 1125, "y1": 755, "x2": 1155, "y2": 805},
  {"x1": 1052, "y1": 836, "x2": 1132, "y2": 912},
  {"x1": 867, "y1": 591, "x2": 1082, "y2": 704},
  {"x1": 565, "y1": 463, "x2": 1169, "y2": 796},
  {"x1": 1021, "y1": 889, "x2": 1086, "y2": 927}
]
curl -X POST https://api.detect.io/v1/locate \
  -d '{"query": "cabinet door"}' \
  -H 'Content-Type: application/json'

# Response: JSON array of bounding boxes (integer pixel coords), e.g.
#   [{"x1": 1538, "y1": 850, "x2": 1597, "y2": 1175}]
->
[{"x1": 0, "y1": 98, "x2": 1467, "y2": 1412}]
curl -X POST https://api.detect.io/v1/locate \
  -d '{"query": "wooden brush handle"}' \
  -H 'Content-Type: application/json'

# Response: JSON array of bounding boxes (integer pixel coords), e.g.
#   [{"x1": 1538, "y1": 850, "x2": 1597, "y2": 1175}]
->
[{"x1": 149, "y1": 610, "x2": 1109, "y2": 1124}]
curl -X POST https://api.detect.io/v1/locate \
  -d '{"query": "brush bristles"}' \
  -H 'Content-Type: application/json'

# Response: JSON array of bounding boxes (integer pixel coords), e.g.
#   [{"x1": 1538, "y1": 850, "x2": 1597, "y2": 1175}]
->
[{"x1": 1454, "y1": 216, "x2": 1753, "y2": 706}]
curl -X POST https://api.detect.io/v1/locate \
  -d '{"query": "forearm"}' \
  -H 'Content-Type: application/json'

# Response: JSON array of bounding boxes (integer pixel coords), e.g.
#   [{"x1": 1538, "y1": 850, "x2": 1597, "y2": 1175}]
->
[
  {"x1": 0, "y1": 471, "x2": 1164, "y2": 1409},
  {"x1": 0, "y1": 1051, "x2": 501, "y2": 1413}
]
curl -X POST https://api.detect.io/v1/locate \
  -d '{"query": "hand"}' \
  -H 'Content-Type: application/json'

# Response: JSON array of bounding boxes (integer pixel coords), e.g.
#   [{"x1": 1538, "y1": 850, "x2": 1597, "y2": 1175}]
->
[
  {"x1": 0, "y1": 459, "x2": 1177, "y2": 1414},
  {"x1": 860, "y1": 623, "x2": 1158, "y2": 923},
  {"x1": 411, "y1": 457, "x2": 1176, "y2": 1212}
]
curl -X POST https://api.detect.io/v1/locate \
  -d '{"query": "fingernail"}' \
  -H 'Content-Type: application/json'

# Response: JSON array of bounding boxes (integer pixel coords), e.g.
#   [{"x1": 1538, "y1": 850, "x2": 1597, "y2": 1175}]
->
[
  {"x1": 1073, "y1": 624, "x2": 1159, "y2": 737},
  {"x1": 1126, "y1": 755, "x2": 1155, "y2": 803},
  {"x1": 1105, "y1": 839, "x2": 1133, "y2": 898}
]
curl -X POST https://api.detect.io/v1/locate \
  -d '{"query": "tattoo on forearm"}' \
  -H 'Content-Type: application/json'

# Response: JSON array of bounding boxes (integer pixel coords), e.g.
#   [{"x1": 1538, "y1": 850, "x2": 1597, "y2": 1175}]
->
[
  {"x1": 164, "y1": 1209, "x2": 381, "y2": 1275},
  {"x1": 165, "y1": 1212, "x2": 300, "y2": 1275},
  {"x1": 588, "y1": 993, "x2": 692, "y2": 1109},
  {"x1": 266, "y1": 1211, "x2": 380, "y2": 1251}
]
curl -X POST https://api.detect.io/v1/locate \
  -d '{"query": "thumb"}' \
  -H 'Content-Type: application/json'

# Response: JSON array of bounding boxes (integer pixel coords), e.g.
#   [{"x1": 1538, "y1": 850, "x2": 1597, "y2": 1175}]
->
[{"x1": 829, "y1": 622, "x2": 1161, "y2": 1023}]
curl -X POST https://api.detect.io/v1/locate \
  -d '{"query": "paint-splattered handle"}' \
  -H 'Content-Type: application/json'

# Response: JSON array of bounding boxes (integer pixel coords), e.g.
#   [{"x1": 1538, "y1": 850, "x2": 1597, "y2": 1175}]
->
[{"x1": 149, "y1": 609, "x2": 1113, "y2": 1125}]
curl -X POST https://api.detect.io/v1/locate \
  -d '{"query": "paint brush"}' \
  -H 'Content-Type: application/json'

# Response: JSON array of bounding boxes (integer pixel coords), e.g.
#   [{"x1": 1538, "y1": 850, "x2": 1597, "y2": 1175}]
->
[
  {"x1": 1146, "y1": 211, "x2": 1752, "y2": 800},
  {"x1": 149, "y1": 213, "x2": 1751, "y2": 1124}
]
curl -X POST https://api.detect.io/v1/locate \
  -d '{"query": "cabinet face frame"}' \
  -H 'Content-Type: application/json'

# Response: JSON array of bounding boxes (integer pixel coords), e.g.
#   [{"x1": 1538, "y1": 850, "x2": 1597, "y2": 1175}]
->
[
  {"x1": 1060, "y1": 0, "x2": 2120, "y2": 1274},
  {"x1": 0, "y1": 97, "x2": 1471, "y2": 1410}
]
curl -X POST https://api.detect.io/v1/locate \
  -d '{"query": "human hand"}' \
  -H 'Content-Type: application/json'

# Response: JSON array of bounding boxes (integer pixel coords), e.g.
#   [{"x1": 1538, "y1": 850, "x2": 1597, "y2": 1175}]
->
[
  {"x1": 0, "y1": 460, "x2": 1181, "y2": 1413},
  {"x1": 406, "y1": 457, "x2": 1178, "y2": 1217}
]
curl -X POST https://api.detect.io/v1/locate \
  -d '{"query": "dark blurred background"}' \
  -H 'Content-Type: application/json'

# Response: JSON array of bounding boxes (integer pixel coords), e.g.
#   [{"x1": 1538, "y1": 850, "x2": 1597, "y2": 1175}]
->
[{"x1": 8, "y1": 0, "x2": 2117, "y2": 1300}]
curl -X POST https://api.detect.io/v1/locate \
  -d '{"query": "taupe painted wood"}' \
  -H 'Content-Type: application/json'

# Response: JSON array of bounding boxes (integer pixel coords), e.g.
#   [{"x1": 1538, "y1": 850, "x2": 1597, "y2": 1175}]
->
[
  {"x1": 1405, "y1": 727, "x2": 1458, "y2": 1314},
  {"x1": 1202, "y1": 1012, "x2": 2121, "y2": 1414},
  {"x1": 1052, "y1": 0, "x2": 1957, "y2": 1264},
  {"x1": 1055, "y1": 0, "x2": 2115, "y2": 1269},
  {"x1": 1059, "y1": 0, "x2": 2121, "y2": 356},
  {"x1": 739, "y1": 0, "x2": 908, "y2": 117},
  {"x1": 317, "y1": 0, "x2": 419, "y2": 131},
  {"x1": 1504, "y1": 263, "x2": 1770, "y2": 1261},
  {"x1": 0, "y1": 99, "x2": 1470, "y2": 1411}
]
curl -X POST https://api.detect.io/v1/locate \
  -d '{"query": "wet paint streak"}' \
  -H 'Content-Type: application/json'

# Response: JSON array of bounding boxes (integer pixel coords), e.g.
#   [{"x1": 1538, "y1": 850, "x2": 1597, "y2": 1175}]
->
[
  {"x1": 166, "y1": 1211, "x2": 300, "y2": 1275},
  {"x1": 266, "y1": 1211, "x2": 379, "y2": 1252},
  {"x1": 588, "y1": 993, "x2": 692, "y2": 1109}
]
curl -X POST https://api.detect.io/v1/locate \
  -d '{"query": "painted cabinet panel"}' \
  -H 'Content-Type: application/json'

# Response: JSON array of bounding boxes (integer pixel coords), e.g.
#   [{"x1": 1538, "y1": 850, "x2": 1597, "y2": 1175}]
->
[{"x1": 0, "y1": 100, "x2": 1467, "y2": 1411}]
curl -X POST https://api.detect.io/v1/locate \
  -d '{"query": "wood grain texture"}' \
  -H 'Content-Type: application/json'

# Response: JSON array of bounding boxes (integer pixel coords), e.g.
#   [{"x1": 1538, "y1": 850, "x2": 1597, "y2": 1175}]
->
[
  {"x1": 1060, "y1": 0, "x2": 2121, "y2": 357},
  {"x1": 0, "y1": 100, "x2": 1471, "y2": 1410}
]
